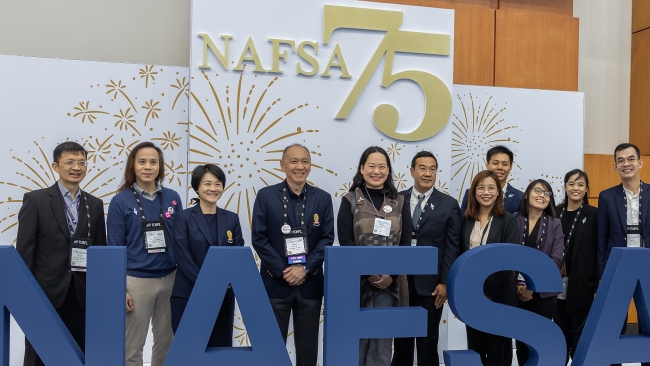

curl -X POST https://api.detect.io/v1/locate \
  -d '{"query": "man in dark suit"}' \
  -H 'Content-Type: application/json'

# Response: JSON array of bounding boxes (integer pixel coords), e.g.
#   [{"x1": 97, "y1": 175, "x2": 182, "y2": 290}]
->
[
  {"x1": 16, "y1": 142, "x2": 107, "y2": 366},
  {"x1": 392, "y1": 151, "x2": 461, "y2": 366},
  {"x1": 251, "y1": 143, "x2": 335, "y2": 366},
  {"x1": 597, "y1": 143, "x2": 650, "y2": 366},
  {"x1": 460, "y1": 145, "x2": 523, "y2": 215}
]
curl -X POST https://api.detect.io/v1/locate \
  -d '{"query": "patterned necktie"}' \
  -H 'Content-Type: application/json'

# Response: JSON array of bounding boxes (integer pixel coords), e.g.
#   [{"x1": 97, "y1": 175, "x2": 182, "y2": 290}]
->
[{"x1": 412, "y1": 194, "x2": 425, "y2": 227}]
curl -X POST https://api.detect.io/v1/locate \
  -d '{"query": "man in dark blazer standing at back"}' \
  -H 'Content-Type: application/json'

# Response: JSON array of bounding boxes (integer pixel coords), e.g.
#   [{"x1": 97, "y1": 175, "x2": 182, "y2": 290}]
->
[
  {"x1": 597, "y1": 142, "x2": 650, "y2": 366},
  {"x1": 460, "y1": 145, "x2": 523, "y2": 215},
  {"x1": 392, "y1": 151, "x2": 461, "y2": 366},
  {"x1": 252, "y1": 143, "x2": 334, "y2": 366},
  {"x1": 16, "y1": 141, "x2": 107, "y2": 366}
]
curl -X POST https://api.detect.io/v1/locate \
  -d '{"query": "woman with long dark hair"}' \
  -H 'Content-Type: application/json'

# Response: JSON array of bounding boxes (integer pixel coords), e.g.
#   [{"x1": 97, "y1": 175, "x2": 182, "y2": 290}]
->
[
  {"x1": 460, "y1": 170, "x2": 518, "y2": 366},
  {"x1": 336, "y1": 146, "x2": 412, "y2": 366},
  {"x1": 554, "y1": 169, "x2": 598, "y2": 364},
  {"x1": 170, "y1": 164, "x2": 244, "y2": 346},
  {"x1": 514, "y1": 179, "x2": 564, "y2": 365},
  {"x1": 107, "y1": 141, "x2": 183, "y2": 366}
]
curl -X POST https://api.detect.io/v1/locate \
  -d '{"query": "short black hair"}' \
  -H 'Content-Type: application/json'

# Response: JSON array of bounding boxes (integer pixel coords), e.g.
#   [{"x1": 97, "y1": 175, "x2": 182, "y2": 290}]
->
[
  {"x1": 410, "y1": 151, "x2": 438, "y2": 169},
  {"x1": 281, "y1": 143, "x2": 310, "y2": 160},
  {"x1": 486, "y1": 145, "x2": 514, "y2": 164},
  {"x1": 53, "y1": 141, "x2": 87, "y2": 163},
  {"x1": 191, "y1": 164, "x2": 226, "y2": 192},
  {"x1": 614, "y1": 143, "x2": 641, "y2": 161}
]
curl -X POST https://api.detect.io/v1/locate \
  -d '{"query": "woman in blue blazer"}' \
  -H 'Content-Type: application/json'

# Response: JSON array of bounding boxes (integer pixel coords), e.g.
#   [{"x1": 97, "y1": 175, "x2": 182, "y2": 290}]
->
[{"x1": 170, "y1": 164, "x2": 244, "y2": 346}]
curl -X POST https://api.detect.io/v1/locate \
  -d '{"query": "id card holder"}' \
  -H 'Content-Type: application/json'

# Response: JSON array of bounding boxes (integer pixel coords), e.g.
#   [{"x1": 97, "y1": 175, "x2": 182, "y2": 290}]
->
[
  {"x1": 70, "y1": 237, "x2": 92, "y2": 272},
  {"x1": 284, "y1": 226, "x2": 309, "y2": 264},
  {"x1": 411, "y1": 232, "x2": 418, "y2": 246},
  {"x1": 373, "y1": 218, "x2": 391, "y2": 237},
  {"x1": 142, "y1": 220, "x2": 168, "y2": 253},
  {"x1": 627, "y1": 225, "x2": 641, "y2": 248},
  {"x1": 557, "y1": 276, "x2": 568, "y2": 300}
]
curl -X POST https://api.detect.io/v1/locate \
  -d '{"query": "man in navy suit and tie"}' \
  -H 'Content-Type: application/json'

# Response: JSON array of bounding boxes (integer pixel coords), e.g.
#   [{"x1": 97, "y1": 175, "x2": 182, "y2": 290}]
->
[
  {"x1": 597, "y1": 143, "x2": 650, "y2": 366},
  {"x1": 252, "y1": 143, "x2": 335, "y2": 366},
  {"x1": 460, "y1": 145, "x2": 523, "y2": 215},
  {"x1": 392, "y1": 151, "x2": 461, "y2": 366}
]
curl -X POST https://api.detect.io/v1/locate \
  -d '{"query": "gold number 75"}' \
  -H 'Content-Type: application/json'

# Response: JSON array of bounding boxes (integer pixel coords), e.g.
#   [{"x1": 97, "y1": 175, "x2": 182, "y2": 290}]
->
[{"x1": 323, "y1": 5, "x2": 452, "y2": 141}]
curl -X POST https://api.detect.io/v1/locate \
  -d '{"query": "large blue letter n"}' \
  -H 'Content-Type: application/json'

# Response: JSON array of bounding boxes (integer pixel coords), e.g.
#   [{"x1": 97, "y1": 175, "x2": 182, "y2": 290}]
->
[{"x1": 0, "y1": 246, "x2": 125, "y2": 366}]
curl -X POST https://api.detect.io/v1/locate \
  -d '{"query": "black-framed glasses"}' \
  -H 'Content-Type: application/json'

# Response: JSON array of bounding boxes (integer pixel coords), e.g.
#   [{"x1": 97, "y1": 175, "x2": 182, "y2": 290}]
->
[{"x1": 532, "y1": 187, "x2": 552, "y2": 198}]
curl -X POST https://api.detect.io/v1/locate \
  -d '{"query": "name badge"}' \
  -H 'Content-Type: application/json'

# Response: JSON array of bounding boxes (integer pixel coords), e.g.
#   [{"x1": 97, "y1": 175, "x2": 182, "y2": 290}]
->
[
  {"x1": 627, "y1": 225, "x2": 642, "y2": 248},
  {"x1": 70, "y1": 237, "x2": 92, "y2": 272},
  {"x1": 373, "y1": 218, "x2": 391, "y2": 237},
  {"x1": 142, "y1": 220, "x2": 168, "y2": 253},
  {"x1": 284, "y1": 226, "x2": 309, "y2": 264}
]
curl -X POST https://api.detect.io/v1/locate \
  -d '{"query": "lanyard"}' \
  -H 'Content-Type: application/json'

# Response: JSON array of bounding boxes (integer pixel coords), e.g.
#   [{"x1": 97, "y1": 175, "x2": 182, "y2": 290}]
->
[
  {"x1": 559, "y1": 203, "x2": 583, "y2": 249},
  {"x1": 63, "y1": 191, "x2": 91, "y2": 238},
  {"x1": 522, "y1": 214, "x2": 547, "y2": 249},
  {"x1": 283, "y1": 183, "x2": 306, "y2": 227},
  {"x1": 624, "y1": 182, "x2": 643, "y2": 245},
  {"x1": 131, "y1": 187, "x2": 163, "y2": 221},
  {"x1": 364, "y1": 186, "x2": 386, "y2": 219}
]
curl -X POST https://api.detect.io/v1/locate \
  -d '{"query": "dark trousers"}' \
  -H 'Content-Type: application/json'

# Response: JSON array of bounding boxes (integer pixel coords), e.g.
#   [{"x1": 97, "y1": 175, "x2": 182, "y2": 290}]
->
[
  {"x1": 392, "y1": 291, "x2": 443, "y2": 366},
  {"x1": 612, "y1": 314, "x2": 650, "y2": 366},
  {"x1": 24, "y1": 278, "x2": 85, "y2": 366},
  {"x1": 269, "y1": 287, "x2": 321, "y2": 366},
  {"x1": 170, "y1": 287, "x2": 235, "y2": 347},
  {"x1": 515, "y1": 293, "x2": 557, "y2": 366},
  {"x1": 466, "y1": 325, "x2": 512, "y2": 366},
  {"x1": 554, "y1": 299, "x2": 588, "y2": 365}
]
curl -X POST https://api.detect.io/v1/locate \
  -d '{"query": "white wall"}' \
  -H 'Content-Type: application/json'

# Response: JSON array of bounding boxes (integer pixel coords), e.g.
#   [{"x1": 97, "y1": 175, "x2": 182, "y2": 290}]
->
[{"x1": 574, "y1": 0, "x2": 632, "y2": 154}]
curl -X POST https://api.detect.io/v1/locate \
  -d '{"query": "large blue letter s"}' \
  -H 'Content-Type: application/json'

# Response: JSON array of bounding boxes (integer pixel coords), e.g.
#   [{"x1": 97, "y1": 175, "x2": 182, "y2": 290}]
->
[{"x1": 444, "y1": 244, "x2": 565, "y2": 366}]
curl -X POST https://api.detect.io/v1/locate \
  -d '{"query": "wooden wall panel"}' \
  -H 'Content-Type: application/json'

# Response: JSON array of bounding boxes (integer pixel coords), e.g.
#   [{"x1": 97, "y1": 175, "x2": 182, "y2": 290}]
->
[
  {"x1": 498, "y1": 0, "x2": 573, "y2": 16},
  {"x1": 633, "y1": 0, "x2": 650, "y2": 33},
  {"x1": 631, "y1": 30, "x2": 650, "y2": 153},
  {"x1": 370, "y1": 0, "x2": 495, "y2": 8},
  {"x1": 494, "y1": 9, "x2": 579, "y2": 91},
  {"x1": 369, "y1": 1, "x2": 496, "y2": 86}
]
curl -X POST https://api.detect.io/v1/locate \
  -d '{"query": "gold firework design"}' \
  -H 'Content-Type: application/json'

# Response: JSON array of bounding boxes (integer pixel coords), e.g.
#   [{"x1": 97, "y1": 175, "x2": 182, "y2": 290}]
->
[
  {"x1": 451, "y1": 93, "x2": 519, "y2": 201},
  {"x1": 189, "y1": 70, "x2": 338, "y2": 227},
  {"x1": 0, "y1": 140, "x2": 120, "y2": 243}
]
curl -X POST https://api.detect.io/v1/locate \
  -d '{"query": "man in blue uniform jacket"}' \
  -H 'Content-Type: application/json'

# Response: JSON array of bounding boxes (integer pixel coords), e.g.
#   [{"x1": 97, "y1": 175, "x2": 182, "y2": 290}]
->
[
  {"x1": 597, "y1": 143, "x2": 650, "y2": 366},
  {"x1": 460, "y1": 145, "x2": 523, "y2": 215},
  {"x1": 252, "y1": 143, "x2": 334, "y2": 366}
]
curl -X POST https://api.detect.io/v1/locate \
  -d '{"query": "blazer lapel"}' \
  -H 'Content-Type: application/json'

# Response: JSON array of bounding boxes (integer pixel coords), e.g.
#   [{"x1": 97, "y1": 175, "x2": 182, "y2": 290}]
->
[
  {"x1": 504, "y1": 184, "x2": 515, "y2": 211},
  {"x1": 463, "y1": 218, "x2": 474, "y2": 250},
  {"x1": 419, "y1": 189, "x2": 440, "y2": 225},
  {"x1": 486, "y1": 216, "x2": 503, "y2": 244},
  {"x1": 615, "y1": 184, "x2": 627, "y2": 230},
  {"x1": 642, "y1": 184, "x2": 650, "y2": 227},
  {"x1": 49, "y1": 185, "x2": 71, "y2": 240},
  {"x1": 304, "y1": 186, "x2": 316, "y2": 227},
  {"x1": 570, "y1": 209, "x2": 588, "y2": 268},
  {"x1": 217, "y1": 208, "x2": 226, "y2": 246},
  {"x1": 192, "y1": 205, "x2": 213, "y2": 246}
]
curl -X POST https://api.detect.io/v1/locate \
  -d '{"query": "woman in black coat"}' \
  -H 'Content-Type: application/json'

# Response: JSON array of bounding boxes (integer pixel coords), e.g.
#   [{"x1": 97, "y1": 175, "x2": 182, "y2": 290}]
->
[
  {"x1": 460, "y1": 170, "x2": 518, "y2": 366},
  {"x1": 554, "y1": 169, "x2": 598, "y2": 365}
]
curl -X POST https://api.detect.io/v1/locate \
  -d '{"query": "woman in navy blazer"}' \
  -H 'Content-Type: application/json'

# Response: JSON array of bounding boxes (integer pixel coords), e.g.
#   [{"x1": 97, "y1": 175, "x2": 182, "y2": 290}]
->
[
  {"x1": 170, "y1": 164, "x2": 244, "y2": 347},
  {"x1": 514, "y1": 179, "x2": 564, "y2": 365}
]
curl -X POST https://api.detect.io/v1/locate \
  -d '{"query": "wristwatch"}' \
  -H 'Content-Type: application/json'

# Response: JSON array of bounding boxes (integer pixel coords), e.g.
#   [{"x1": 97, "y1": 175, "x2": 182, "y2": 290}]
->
[{"x1": 302, "y1": 265, "x2": 309, "y2": 274}]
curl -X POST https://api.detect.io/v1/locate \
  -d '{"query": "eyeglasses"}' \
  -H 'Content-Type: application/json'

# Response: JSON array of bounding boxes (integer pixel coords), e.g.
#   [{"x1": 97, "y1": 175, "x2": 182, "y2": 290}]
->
[
  {"x1": 476, "y1": 185, "x2": 497, "y2": 193},
  {"x1": 616, "y1": 156, "x2": 638, "y2": 166},
  {"x1": 416, "y1": 167, "x2": 437, "y2": 174},
  {"x1": 532, "y1": 187, "x2": 552, "y2": 197},
  {"x1": 60, "y1": 160, "x2": 87, "y2": 168}
]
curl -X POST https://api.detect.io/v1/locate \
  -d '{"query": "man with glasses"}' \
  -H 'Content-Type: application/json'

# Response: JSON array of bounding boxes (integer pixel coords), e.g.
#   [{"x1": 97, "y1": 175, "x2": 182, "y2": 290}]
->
[
  {"x1": 392, "y1": 151, "x2": 461, "y2": 366},
  {"x1": 17, "y1": 142, "x2": 107, "y2": 366},
  {"x1": 597, "y1": 143, "x2": 650, "y2": 366},
  {"x1": 460, "y1": 145, "x2": 523, "y2": 215}
]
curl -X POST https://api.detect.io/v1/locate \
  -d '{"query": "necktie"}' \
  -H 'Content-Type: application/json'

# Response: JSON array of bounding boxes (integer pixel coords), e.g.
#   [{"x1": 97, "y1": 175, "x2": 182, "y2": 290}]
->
[{"x1": 412, "y1": 194, "x2": 425, "y2": 228}]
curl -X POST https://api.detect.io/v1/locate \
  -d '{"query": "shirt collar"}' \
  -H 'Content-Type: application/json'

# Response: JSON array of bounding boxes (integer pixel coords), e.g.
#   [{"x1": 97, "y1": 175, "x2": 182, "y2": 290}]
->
[
  {"x1": 503, "y1": 183, "x2": 509, "y2": 194},
  {"x1": 133, "y1": 182, "x2": 162, "y2": 197},
  {"x1": 411, "y1": 186, "x2": 434, "y2": 202},
  {"x1": 57, "y1": 181, "x2": 80, "y2": 201},
  {"x1": 623, "y1": 186, "x2": 641, "y2": 198},
  {"x1": 283, "y1": 180, "x2": 307, "y2": 198}
]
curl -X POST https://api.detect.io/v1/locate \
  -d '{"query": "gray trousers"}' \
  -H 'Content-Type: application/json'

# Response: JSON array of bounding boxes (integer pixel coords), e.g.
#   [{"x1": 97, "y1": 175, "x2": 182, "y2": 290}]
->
[
  {"x1": 125, "y1": 271, "x2": 175, "y2": 366},
  {"x1": 359, "y1": 291, "x2": 394, "y2": 366}
]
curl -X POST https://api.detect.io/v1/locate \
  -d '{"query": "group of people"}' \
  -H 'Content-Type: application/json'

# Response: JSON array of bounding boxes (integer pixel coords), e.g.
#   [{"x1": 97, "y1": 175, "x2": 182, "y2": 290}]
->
[{"x1": 14, "y1": 139, "x2": 646, "y2": 366}]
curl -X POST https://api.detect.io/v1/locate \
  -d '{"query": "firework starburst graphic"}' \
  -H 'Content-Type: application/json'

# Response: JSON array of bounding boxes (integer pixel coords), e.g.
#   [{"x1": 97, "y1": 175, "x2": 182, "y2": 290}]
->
[
  {"x1": 451, "y1": 93, "x2": 519, "y2": 201},
  {"x1": 152, "y1": 131, "x2": 181, "y2": 150},
  {"x1": 171, "y1": 77, "x2": 189, "y2": 110},
  {"x1": 71, "y1": 101, "x2": 109, "y2": 124},
  {"x1": 106, "y1": 79, "x2": 137, "y2": 112},
  {"x1": 138, "y1": 65, "x2": 158, "y2": 88},
  {"x1": 114, "y1": 108, "x2": 141, "y2": 136},
  {"x1": 189, "y1": 71, "x2": 338, "y2": 227},
  {"x1": 387, "y1": 142, "x2": 402, "y2": 162},
  {"x1": 142, "y1": 99, "x2": 161, "y2": 125}
]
